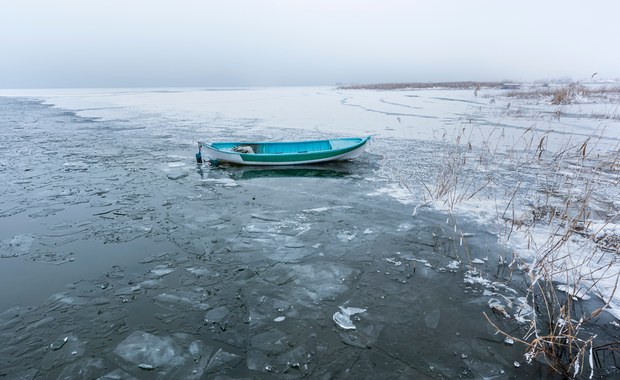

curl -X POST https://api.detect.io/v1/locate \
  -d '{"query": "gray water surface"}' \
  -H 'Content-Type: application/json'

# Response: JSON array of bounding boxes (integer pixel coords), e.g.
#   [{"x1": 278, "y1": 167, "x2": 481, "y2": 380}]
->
[{"x1": 0, "y1": 97, "x2": 599, "y2": 379}]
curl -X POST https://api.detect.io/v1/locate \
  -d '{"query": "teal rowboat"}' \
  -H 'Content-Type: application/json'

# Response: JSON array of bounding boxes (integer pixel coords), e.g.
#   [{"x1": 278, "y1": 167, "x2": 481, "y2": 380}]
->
[{"x1": 197, "y1": 137, "x2": 370, "y2": 166}]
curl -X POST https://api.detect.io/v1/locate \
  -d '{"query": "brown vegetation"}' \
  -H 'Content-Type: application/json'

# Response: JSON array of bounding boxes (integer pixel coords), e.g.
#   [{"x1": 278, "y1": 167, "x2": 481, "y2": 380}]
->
[
  {"x1": 504, "y1": 84, "x2": 620, "y2": 104},
  {"x1": 427, "y1": 120, "x2": 620, "y2": 378}
]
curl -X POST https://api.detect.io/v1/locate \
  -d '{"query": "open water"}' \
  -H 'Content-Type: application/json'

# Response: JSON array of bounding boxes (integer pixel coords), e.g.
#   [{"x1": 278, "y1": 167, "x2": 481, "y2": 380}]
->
[{"x1": 0, "y1": 90, "x2": 618, "y2": 379}]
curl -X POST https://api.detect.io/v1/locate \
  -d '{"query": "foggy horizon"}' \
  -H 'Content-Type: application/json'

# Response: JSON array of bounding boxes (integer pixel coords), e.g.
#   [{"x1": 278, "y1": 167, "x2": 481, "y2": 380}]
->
[{"x1": 2, "y1": 0, "x2": 619, "y2": 89}]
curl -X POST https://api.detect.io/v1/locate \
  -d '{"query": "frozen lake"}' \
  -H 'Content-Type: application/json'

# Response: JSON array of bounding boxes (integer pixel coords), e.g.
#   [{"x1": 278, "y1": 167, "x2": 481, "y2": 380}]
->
[{"x1": 1, "y1": 86, "x2": 618, "y2": 378}]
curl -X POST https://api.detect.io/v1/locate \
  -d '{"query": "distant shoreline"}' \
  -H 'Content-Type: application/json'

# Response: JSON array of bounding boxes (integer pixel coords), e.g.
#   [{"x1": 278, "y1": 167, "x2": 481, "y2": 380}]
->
[{"x1": 338, "y1": 81, "x2": 504, "y2": 90}]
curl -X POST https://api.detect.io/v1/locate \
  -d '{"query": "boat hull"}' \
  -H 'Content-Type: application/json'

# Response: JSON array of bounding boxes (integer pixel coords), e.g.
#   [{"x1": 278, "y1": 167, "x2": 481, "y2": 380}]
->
[{"x1": 200, "y1": 137, "x2": 370, "y2": 166}]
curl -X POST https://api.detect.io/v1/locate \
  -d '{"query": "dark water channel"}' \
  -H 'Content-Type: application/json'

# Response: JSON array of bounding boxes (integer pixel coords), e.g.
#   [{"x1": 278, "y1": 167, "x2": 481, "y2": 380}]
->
[{"x1": 1, "y1": 98, "x2": 610, "y2": 379}]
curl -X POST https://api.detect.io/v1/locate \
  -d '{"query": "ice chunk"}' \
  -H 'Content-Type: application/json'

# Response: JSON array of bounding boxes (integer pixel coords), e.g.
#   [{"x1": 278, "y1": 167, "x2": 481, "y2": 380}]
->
[
  {"x1": 205, "y1": 348, "x2": 242, "y2": 373},
  {"x1": 56, "y1": 358, "x2": 105, "y2": 379},
  {"x1": 50, "y1": 336, "x2": 69, "y2": 351},
  {"x1": 0, "y1": 306, "x2": 30, "y2": 331},
  {"x1": 284, "y1": 237, "x2": 305, "y2": 248},
  {"x1": 114, "y1": 285, "x2": 142, "y2": 296},
  {"x1": 250, "y1": 329, "x2": 289, "y2": 352},
  {"x1": 113, "y1": 331, "x2": 184, "y2": 370},
  {"x1": 25, "y1": 315, "x2": 55, "y2": 332},
  {"x1": 385, "y1": 257, "x2": 402, "y2": 266},
  {"x1": 186, "y1": 267, "x2": 212, "y2": 276},
  {"x1": 424, "y1": 309, "x2": 440, "y2": 329},
  {"x1": 200, "y1": 178, "x2": 238, "y2": 187},
  {"x1": 255, "y1": 262, "x2": 355, "y2": 308},
  {"x1": 333, "y1": 306, "x2": 366, "y2": 330},
  {"x1": 178, "y1": 342, "x2": 215, "y2": 379},
  {"x1": 41, "y1": 335, "x2": 85, "y2": 370},
  {"x1": 397, "y1": 222, "x2": 413, "y2": 231},
  {"x1": 341, "y1": 306, "x2": 366, "y2": 315},
  {"x1": 149, "y1": 265, "x2": 175, "y2": 277},
  {"x1": 62, "y1": 161, "x2": 89, "y2": 171},
  {"x1": 139, "y1": 251, "x2": 172, "y2": 263},
  {"x1": 155, "y1": 292, "x2": 209, "y2": 311},
  {"x1": 48, "y1": 293, "x2": 89, "y2": 306},
  {"x1": 302, "y1": 206, "x2": 352, "y2": 213},
  {"x1": 28, "y1": 207, "x2": 64, "y2": 218},
  {"x1": 339, "y1": 323, "x2": 384, "y2": 348},
  {"x1": 188, "y1": 340, "x2": 203, "y2": 360},
  {"x1": 204, "y1": 306, "x2": 229, "y2": 326},
  {"x1": 251, "y1": 212, "x2": 283, "y2": 221},
  {"x1": 139, "y1": 279, "x2": 162, "y2": 289},
  {"x1": 7, "y1": 368, "x2": 38, "y2": 380},
  {"x1": 167, "y1": 172, "x2": 189, "y2": 180},
  {"x1": 0, "y1": 234, "x2": 34, "y2": 258},
  {"x1": 336, "y1": 231, "x2": 357, "y2": 242},
  {"x1": 97, "y1": 369, "x2": 140, "y2": 380},
  {"x1": 464, "y1": 270, "x2": 492, "y2": 287}
]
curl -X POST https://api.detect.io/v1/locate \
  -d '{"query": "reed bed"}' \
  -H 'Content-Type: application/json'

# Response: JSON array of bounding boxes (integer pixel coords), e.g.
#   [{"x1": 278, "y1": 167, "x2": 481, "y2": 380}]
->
[{"x1": 426, "y1": 95, "x2": 620, "y2": 378}]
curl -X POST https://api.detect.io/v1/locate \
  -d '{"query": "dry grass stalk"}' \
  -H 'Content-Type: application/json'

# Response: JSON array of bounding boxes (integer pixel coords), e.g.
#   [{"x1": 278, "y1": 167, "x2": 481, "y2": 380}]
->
[{"x1": 429, "y1": 110, "x2": 620, "y2": 377}]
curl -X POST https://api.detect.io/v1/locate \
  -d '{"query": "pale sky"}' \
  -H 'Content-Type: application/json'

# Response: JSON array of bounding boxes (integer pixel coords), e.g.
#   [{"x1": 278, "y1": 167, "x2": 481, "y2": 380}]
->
[{"x1": 1, "y1": 0, "x2": 619, "y2": 88}]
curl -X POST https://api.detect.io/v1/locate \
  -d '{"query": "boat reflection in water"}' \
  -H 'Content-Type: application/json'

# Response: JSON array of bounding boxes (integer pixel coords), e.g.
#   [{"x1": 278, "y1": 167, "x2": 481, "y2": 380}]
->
[
  {"x1": 230, "y1": 163, "x2": 353, "y2": 180},
  {"x1": 196, "y1": 160, "x2": 357, "y2": 180}
]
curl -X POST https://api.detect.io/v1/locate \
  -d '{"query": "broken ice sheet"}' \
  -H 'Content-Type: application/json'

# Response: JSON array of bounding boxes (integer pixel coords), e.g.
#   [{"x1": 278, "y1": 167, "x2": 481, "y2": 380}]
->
[
  {"x1": 186, "y1": 266, "x2": 213, "y2": 276},
  {"x1": 167, "y1": 172, "x2": 189, "y2": 180},
  {"x1": 139, "y1": 251, "x2": 173, "y2": 264},
  {"x1": 385, "y1": 257, "x2": 402, "y2": 266},
  {"x1": 339, "y1": 323, "x2": 384, "y2": 348},
  {"x1": 28, "y1": 207, "x2": 64, "y2": 218},
  {"x1": 205, "y1": 348, "x2": 242, "y2": 373},
  {"x1": 336, "y1": 230, "x2": 357, "y2": 242},
  {"x1": 154, "y1": 291, "x2": 209, "y2": 311},
  {"x1": 244, "y1": 222, "x2": 283, "y2": 234},
  {"x1": 139, "y1": 279, "x2": 162, "y2": 289},
  {"x1": 0, "y1": 234, "x2": 34, "y2": 258},
  {"x1": 250, "y1": 329, "x2": 290, "y2": 352},
  {"x1": 200, "y1": 178, "x2": 238, "y2": 187},
  {"x1": 28, "y1": 250, "x2": 75, "y2": 265},
  {"x1": 47, "y1": 292, "x2": 90, "y2": 306},
  {"x1": 41, "y1": 334, "x2": 85, "y2": 370},
  {"x1": 97, "y1": 368, "x2": 140, "y2": 380},
  {"x1": 252, "y1": 262, "x2": 356, "y2": 310},
  {"x1": 114, "y1": 331, "x2": 184, "y2": 371},
  {"x1": 424, "y1": 309, "x2": 440, "y2": 329},
  {"x1": 148, "y1": 265, "x2": 175, "y2": 277},
  {"x1": 204, "y1": 306, "x2": 229, "y2": 324},
  {"x1": 56, "y1": 357, "x2": 105, "y2": 379},
  {"x1": 333, "y1": 306, "x2": 367, "y2": 330},
  {"x1": 251, "y1": 212, "x2": 286, "y2": 221}
]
